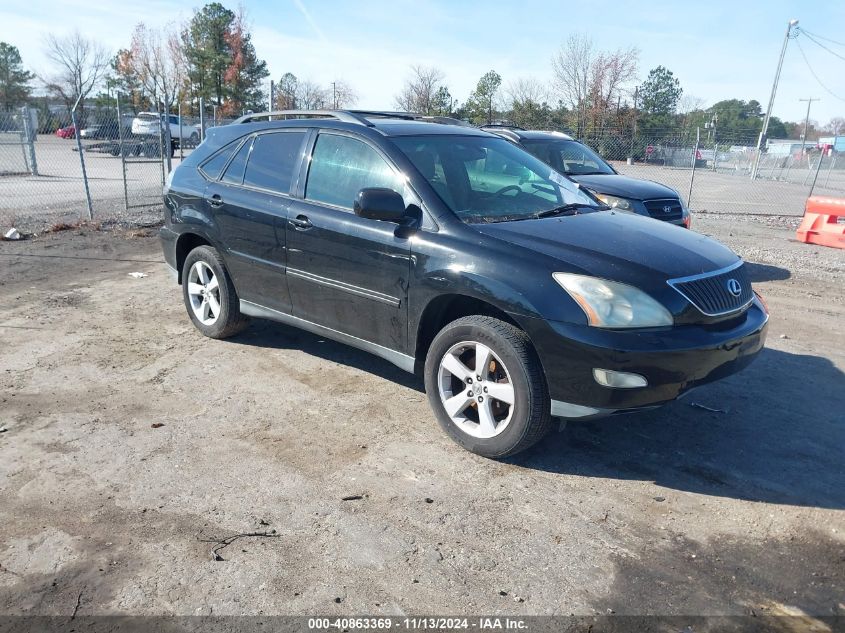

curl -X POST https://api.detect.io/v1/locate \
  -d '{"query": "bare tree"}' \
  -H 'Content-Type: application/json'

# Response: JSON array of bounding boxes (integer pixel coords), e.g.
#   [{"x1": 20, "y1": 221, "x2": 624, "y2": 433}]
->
[
  {"x1": 506, "y1": 77, "x2": 549, "y2": 108},
  {"x1": 593, "y1": 47, "x2": 638, "y2": 111},
  {"x1": 551, "y1": 33, "x2": 594, "y2": 128},
  {"x1": 394, "y1": 65, "x2": 445, "y2": 114},
  {"x1": 297, "y1": 79, "x2": 327, "y2": 110},
  {"x1": 122, "y1": 23, "x2": 185, "y2": 112},
  {"x1": 329, "y1": 79, "x2": 357, "y2": 109},
  {"x1": 677, "y1": 94, "x2": 706, "y2": 114},
  {"x1": 552, "y1": 33, "x2": 638, "y2": 134},
  {"x1": 823, "y1": 116, "x2": 844, "y2": 136},
  {"x1": 43, "y1": 30, "x2": 110, "y2": 110}
]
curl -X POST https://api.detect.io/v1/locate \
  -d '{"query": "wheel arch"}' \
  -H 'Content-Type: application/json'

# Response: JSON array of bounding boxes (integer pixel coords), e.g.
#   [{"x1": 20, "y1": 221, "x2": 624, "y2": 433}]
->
[
  {"x1": 175, "y1": 232, "x2": 213, "y2": 284},
  {"x1": 413, "y1": 293, "x2": 524, "y2": 374}
]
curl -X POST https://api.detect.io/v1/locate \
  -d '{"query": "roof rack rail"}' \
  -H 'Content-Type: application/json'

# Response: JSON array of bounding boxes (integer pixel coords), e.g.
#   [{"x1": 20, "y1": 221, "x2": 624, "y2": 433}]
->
[
  {"x1": 233, "y1": 109, "x2": 475, "y2": 128},
  {"x1": 418, "y1": 115, "x2": 475, "y2": 127},
  {"x1": 347, "y1": 110, "x2": 419, "y2": 121},
  {"x1": 233, "y1": 110, "x2": 375, "y2": 126},
  {"x1": 480, "y1": 123, "x2": 526, "y2": 131}
]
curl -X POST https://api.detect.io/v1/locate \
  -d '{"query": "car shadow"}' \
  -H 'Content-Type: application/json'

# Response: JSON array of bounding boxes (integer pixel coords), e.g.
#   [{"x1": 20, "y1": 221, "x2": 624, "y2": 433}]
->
[
  {"x1": 509, "y1": 347, "x2": 845, "y2": 510},
  {"x1": 229, "y1": 318, "x2": 425, "y2": 392},
  {"x1": 745, "y1": 261, "x2": 791, "y2": 282}
]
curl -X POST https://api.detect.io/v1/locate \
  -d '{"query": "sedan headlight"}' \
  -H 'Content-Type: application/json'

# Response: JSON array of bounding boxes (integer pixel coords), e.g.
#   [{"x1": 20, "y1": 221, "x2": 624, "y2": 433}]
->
[
  {"x1": 592, "y1": 192, "x2": 635, "y2": 211},
  {"x1": 553, "y1": 273, "x2": 673, "y2": 328}
]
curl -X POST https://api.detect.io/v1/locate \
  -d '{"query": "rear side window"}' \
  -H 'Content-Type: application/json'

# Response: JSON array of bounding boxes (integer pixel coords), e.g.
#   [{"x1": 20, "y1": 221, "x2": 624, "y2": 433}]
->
[
  {"x1": 243, "y1": 131, "x2": 306, "y2": 194},
  {"x1": 305, "y1": 134, "x2": 402, "y2": 209},
  {"x1": 221, "y1": 137, "x2": 253, "y2": 185},
  {"x1": 199, "y1": 142, "x2": 240, "y2": 180}
]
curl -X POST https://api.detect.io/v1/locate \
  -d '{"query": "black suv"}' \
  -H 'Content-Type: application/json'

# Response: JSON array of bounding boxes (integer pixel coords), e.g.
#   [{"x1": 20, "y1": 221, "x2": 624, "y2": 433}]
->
[
  {"x1": 161, "y1": 110, "x2": 767, "y2": 458},
  {"x1": 482, "y1": 126, "x2": 691, "y2": 227}
]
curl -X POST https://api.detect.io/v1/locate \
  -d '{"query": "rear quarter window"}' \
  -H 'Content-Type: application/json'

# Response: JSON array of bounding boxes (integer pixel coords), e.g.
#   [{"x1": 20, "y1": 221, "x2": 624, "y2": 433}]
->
[
  {"x1": 199, "y1": 140, "x2": 245, "y2": 180},
  {"x1": 221, "y1": 138, "x2": 253, "y2": 185}
]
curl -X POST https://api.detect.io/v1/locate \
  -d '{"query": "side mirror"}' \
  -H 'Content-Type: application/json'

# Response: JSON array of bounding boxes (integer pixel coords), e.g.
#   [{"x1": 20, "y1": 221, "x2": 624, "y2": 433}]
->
[{"x1": 354, "y1": 188, "x2": 407, "y2": 222}]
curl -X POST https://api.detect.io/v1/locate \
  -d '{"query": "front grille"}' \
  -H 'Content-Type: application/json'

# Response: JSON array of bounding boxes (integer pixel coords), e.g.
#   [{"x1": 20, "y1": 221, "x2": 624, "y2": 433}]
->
[
  {"x1": 643, "y1": 198, "x2": 683, "y2": 221},
  {"x1": 668, "y1": 262, "x2": 753, "y2": 316}
]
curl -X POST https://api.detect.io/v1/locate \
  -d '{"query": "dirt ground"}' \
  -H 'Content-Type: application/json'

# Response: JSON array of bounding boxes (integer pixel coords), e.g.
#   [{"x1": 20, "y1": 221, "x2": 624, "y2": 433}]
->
[{"x1": 0, "y1": 213, "x2": 843, "y2": 622}]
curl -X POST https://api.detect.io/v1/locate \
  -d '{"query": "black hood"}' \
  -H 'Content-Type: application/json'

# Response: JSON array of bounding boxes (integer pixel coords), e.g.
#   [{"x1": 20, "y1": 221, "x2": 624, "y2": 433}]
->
[
  {"x1": 570, "y1": 173, "x2": 679, "y2": 200},
  {"x1": 473, "y1": 210, "x2": 737, "y2": 288}
]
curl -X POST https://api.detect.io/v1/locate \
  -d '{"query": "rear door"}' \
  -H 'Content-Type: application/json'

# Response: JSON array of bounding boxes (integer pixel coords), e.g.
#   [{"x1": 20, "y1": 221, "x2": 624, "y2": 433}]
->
[
  {"x1": 204, "y1": 129, "x2": 308, "y2": 313},
  {"x1": 285, "y1": 131, "x2": 413, "y2": 352}
]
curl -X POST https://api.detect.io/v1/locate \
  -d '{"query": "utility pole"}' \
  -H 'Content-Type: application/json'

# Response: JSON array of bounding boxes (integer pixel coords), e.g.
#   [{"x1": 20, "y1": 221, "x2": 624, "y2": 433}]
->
[
  {"x1": 269, "y1": 80, "x2": 275, "y2": 115},
  {"x1": 628, "y1": 86, "x2": 638, "y2": 164},
  {"x1": 799, "y1": 97, "x2": 819, "y2": 156},
  {"x1": 751, "y1": 18, "x2": 799, "y2": 179},
  {"x1": 332, "y1": 82, "x2": 337, "y2": 109}
]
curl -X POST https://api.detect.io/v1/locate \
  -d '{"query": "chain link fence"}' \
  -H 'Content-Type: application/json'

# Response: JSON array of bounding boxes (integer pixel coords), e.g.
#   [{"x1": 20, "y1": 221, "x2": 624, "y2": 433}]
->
[
  {"x1": 576, "y1": 127, "x2": 844, "y2": 219},
  {"x1": 0, "y1": 98, "x2": 236, "y2": 234},
  {"x1": 1, "y1": 108, "x2": 843, "y2": 235}
]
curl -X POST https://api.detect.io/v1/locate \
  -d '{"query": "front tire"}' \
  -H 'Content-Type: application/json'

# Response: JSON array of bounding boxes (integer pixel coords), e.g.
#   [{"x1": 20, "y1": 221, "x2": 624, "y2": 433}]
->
[
  {"x1": 424, "y1": 315, "x2": 551, "y2": 458},
  {"x1": 181, "y1": 245, "x2": 249, "y2": 339}
]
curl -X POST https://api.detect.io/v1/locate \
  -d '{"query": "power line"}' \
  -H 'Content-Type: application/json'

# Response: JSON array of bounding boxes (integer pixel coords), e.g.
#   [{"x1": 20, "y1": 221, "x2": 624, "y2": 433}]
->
[
  {"x1": 795, "y1": 38, "x2": 845, "y2": 103},
  {"x1": 797, "y1": 28, "x2": 845, "y2": 48},
  {"x1": 800, "y1": 30, "x2": 845, "y2": 62}
]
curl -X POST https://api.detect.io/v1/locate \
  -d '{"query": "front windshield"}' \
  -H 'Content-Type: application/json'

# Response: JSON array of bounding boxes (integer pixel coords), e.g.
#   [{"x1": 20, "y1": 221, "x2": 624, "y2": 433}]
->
[
  {"x1": 521, "y1": 139, "x2": 615, "y2": 176},
  {"x1": 391, "y1": 135, "x2": 602, "y2": 223}
]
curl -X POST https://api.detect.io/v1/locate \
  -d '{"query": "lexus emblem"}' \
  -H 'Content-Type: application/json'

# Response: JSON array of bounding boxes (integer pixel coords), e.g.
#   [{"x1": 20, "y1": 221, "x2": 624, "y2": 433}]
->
[
  {"x1": 726, "y1": 278, "x2": 742, "y2": 297},
  {"x1": 663, "y1": 205, "x2": 672, "y2": 213}
]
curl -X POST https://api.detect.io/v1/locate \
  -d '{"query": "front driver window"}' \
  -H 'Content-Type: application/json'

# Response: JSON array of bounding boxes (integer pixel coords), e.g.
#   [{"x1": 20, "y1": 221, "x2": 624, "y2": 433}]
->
[{"x1": 305, "y1": 134, "x2": 403, "y2": 210}]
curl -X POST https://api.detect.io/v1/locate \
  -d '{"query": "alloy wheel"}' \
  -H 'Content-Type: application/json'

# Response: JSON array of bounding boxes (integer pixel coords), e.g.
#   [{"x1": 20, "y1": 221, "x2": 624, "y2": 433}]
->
[
  {"x1": 437, "y1": 340, "x2": 515, "y2": 439},
  {"x1": 187, "y1": 261, "x2": 221, "y2": 325}
]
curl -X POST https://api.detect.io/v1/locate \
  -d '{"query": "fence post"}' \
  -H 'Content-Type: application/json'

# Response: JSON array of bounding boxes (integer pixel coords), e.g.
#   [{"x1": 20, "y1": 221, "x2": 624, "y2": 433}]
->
[
  {"x1": 199, "y1": 97, "x2": 205, "y2": 142},
  {"x1": 115, "y1": 92, "x2": 129, "y2": 212},
  {"x1": 156, "y1": 103, "x2": 166, "y2": 189},
  {"x1": 178, "y1": 102, "x2": 183, "y2": 161},
  {"x1": 824, "y1": 152, "x2": 836, "y2": 189},
  {"x1": 686, "y1": 127, "x2": 700, "y2": 209},
  {"x1": 71, "y1": 100, "x2": 94, "y2": 221},
  {"x1": 808, "y1": 149, "x2": 826, "y2": 198},
  {"x1": 20, "y1": 106, "x2": 38, "y2": 176}
]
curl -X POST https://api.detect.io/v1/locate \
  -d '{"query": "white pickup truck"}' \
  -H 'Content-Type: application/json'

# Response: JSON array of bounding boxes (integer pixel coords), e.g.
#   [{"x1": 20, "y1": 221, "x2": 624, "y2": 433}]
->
[{"x1": 131, "y1": 113, "x2": 202, "y2": 147}]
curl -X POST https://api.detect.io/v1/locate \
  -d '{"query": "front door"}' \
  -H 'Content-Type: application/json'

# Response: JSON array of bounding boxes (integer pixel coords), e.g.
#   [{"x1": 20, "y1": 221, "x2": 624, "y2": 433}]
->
[{"x1": 286, "y1": 131, "x2": 412, "y2": 353}]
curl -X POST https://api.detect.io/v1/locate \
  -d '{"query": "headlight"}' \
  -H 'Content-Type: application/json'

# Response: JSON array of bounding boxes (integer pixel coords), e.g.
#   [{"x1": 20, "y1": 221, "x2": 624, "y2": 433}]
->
[
  {"x1": 592, "y1": 192, "x2": 635, "y2": 211},
  {"x1": 553, "y1": 273, "x2": 673, "y2": 328}
]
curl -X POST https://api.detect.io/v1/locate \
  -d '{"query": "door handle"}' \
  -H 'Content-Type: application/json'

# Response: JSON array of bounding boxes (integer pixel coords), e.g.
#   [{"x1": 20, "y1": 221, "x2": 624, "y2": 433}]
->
[
  {"x1": 290, "y1": 214, "x2": 313, "y2": 230},
  {"x1": 207, "y1": 194, "x2": 224, "y2": 208}
]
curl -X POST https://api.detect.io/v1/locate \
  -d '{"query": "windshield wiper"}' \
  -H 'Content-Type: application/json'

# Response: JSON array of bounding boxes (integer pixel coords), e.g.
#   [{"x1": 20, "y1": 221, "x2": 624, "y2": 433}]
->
[{"x1": 535, "y1": 203, "x2": 596, "y2": 219}]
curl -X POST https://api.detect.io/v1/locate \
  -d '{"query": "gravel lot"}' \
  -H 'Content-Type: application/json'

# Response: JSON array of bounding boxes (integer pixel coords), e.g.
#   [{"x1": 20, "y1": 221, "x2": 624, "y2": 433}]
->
[{"x1": 0, "y1": 213, "x2": 843, "y2": 623}]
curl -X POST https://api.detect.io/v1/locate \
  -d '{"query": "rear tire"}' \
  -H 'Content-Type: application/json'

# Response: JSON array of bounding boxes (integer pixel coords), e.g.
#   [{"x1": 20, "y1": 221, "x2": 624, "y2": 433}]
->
[
  {"x1": 181, "y1": 245, "x2": 249, "y2": 339},
  {"x1": 424, "y1": 315, "x2": 551, "y2": 458}
]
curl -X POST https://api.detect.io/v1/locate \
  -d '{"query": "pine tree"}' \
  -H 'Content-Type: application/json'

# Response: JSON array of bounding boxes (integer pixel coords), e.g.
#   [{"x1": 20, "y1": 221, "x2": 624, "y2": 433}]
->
[
  {"x1": 0, "y1": 42, "x2": 34, "y2": 110},
  {"x1": 182, "y1": 3, "x2": 269, "y2": 114}
]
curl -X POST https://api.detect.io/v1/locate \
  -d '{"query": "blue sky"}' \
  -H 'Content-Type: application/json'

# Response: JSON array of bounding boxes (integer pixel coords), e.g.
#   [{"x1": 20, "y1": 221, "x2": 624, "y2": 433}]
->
[{"x1": 2, "y1": 0, "x2": 843, "y2": 124}]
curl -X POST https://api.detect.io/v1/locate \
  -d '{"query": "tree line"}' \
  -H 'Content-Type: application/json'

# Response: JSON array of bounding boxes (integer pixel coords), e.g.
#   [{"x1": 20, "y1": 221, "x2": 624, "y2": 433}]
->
[
  {"x1": 393, "y1": 33, "x2": 843, "y2": 150},
  {"x1": 1, "y1": 17, "x2": 843, "y2": 144}
]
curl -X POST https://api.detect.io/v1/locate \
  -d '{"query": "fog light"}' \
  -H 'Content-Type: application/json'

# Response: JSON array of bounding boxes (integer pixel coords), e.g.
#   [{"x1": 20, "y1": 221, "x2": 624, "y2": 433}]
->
[{"x1": 593, "y1": 368, "x2": 648, "y2": 388}]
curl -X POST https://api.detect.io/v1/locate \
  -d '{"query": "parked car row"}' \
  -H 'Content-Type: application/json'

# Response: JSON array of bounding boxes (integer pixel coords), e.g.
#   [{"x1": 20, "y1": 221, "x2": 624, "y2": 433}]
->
[
  {"x1": 131, "y1": 112, "x2": 202, "y2": 146},
  {"x1": 160, "y1": 109, "x2": 768, "y2": 458},
  {"x1": 55, "y1": 112, "x2": 203, "y2": 150}
]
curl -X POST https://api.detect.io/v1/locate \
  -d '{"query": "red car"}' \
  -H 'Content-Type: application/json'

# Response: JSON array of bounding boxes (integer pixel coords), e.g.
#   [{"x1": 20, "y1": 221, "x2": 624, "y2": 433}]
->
[{"x1": 55, "y1": 125, "x2": 75, "y2": 139}]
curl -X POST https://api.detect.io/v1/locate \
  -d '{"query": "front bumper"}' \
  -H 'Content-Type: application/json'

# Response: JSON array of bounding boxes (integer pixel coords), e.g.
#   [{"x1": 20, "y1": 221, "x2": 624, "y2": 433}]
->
[{"x1": 521, "y1": 300, "x2": 769, "y2": 418}]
